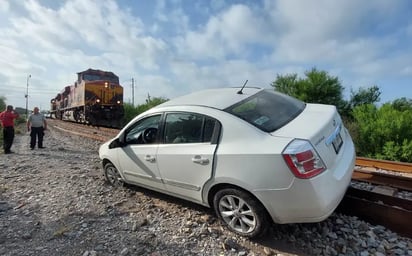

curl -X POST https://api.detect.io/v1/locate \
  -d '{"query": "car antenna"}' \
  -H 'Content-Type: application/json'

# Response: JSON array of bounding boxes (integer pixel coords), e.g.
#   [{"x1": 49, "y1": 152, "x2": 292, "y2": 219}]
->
[{"x1": 237, "y1": 79, "x2": 248, "y2": 94}]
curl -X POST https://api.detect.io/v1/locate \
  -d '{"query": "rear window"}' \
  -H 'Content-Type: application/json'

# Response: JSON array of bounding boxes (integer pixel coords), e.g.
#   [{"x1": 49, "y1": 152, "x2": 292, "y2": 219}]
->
[{"x1": 224, "y1": 90, "x2": 305, "y2": 132}]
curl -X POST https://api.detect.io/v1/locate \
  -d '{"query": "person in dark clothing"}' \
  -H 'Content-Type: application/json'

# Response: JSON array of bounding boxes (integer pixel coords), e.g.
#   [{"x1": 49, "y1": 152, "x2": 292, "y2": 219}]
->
[
  {"x1": 27, "y1": 107, "x2": 47, "y2": 149},
  {"x1": 0, "y1": 105, "x2": 20, "y2": 154}
]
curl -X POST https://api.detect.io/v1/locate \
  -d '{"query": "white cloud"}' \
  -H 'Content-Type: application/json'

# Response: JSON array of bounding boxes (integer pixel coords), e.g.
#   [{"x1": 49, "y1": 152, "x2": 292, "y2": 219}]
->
[
  {"x1": 0, "y1": 0, "x2": 411, "y2": 110},
  {"x1": 0, "y1": 0, "x2": 172, "y2": 109},
  {"x1": 175, "y1": 4, "x2": 268, "y2": 60},
  {"x1": 264, "y1": 0, "x2": 403, "y2": 63},
  {"x1": 0, "y1": 0, "x2": 9, "y2": 12}
]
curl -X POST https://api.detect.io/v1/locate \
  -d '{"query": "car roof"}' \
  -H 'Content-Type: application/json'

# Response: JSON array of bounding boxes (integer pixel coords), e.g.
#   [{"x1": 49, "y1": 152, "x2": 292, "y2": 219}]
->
[{"x1": 156, "y1": 87, "x2": 264, "y2": 110}]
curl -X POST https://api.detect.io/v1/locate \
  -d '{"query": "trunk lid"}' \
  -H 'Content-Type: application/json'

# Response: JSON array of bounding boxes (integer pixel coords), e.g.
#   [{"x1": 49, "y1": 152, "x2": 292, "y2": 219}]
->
[{"x1": 272, "y1": 104, "x2": 348, "y2": 169}]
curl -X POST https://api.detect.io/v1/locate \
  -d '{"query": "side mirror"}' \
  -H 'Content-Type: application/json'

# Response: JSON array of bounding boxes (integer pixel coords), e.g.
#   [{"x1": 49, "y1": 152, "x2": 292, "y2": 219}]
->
[{"x1": 109, "y1": 138, "x2": 123, "y2": 149}]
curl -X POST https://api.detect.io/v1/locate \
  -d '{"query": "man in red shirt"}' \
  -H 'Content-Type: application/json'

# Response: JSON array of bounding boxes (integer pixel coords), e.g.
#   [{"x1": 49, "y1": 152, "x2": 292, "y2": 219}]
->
[{"x1": 0, "y1": 105, "x2": 20, "y2": 154}]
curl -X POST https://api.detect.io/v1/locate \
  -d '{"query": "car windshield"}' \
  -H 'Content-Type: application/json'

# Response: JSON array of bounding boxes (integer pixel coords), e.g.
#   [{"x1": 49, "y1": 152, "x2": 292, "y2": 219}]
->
[{"x1": 224, "y1": 90, "x2": 305, "y2": 132}]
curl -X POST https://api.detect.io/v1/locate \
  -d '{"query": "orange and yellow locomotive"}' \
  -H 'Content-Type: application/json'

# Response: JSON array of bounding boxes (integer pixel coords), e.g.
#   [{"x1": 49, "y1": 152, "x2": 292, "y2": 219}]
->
[{"x1": 50, "y1": 69, "x2": 124, "y2": 128}]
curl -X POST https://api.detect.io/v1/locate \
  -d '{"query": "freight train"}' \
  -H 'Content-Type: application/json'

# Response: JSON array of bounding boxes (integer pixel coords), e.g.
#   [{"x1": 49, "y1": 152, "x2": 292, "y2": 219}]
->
[{"x1": 50, "y1": 69, "x2": 124, "y2": 128}]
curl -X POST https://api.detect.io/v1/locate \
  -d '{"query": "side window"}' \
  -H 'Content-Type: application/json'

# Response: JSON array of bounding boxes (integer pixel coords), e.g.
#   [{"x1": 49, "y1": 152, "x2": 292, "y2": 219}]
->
[
  {"x1": 203, "y1": 117, "x2": 216, "y2": 142},
  {"x1": 164, "y1": 113, "x2": 217, "y2": 144},
  {"x1": 125, "y1": 115, "x2": 161, "y2": 144}
]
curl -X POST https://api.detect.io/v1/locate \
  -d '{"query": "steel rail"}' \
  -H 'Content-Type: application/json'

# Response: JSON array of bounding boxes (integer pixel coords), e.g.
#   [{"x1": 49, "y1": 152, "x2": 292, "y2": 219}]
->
[
  {"x1": 338, "y1": 187, "x2": 412, "y2": 238},
  {"x1": 356, "y1": 157, "x2": 412, "y2": 173},
  {"x1": 352, "y1": 169, "x2": 412, "y2": 192}
]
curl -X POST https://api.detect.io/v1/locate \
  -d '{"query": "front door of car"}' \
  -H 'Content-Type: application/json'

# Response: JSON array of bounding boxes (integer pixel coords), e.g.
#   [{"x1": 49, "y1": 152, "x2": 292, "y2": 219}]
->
[
  {"x1": 156, "y1": 112, "x2": 220, "y2": 203},
  {"x1": 117, "y1": 114, "x2": 165, "y2": 190}
]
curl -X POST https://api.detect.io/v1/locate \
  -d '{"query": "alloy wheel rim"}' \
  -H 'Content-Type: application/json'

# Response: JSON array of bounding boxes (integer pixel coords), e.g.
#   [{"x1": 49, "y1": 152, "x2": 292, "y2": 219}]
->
[
  {"x1": 106, "y1": 166, "x2": 123, "y2": 187},
  {"x1": 218, "y1": 195, "x2": 256, "y2": 234}
]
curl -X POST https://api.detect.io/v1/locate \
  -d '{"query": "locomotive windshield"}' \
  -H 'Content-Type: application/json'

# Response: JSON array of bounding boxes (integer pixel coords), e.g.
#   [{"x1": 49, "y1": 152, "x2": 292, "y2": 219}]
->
[{"x1": 83, "y1": 74, "x2": 119, "y2": 83}]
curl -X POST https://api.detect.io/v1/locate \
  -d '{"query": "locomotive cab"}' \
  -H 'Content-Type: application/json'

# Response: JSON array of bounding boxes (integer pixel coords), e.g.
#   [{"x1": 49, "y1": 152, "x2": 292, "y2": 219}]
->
[{"x1": 50, "y1": 69, "x2": 125, "y2": 128}]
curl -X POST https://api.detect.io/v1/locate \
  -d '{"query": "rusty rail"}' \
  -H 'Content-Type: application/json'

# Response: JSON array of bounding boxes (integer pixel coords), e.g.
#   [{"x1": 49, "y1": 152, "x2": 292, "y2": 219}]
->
[
  {"x1": 356, "y1": 157, "x2": 412, "y2": 173},
  {"x1": 338, "y1": 187, "x2": 412, "y2": 238},
  {"x1": 345, "y1": 158, "x2": 412, "y2": 238},
  {"x1": 352, "y1": 170, "x2": 412, "y2": 192}
]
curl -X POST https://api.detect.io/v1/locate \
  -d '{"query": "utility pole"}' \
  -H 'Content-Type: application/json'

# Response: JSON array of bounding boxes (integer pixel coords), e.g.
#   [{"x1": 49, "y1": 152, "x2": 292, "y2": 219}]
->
[
  {"x1": 131, "y1": 78, "x2": 135, "y2": 106},
  {"x1": 25, "y1": 74, "x2": 31, "y2": 118}
]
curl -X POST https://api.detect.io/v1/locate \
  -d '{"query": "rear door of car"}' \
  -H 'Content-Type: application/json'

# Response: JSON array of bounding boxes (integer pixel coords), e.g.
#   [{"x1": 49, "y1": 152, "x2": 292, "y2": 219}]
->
[{"x1": 156, "y1": 112, "x2": 220, "y2": 202}]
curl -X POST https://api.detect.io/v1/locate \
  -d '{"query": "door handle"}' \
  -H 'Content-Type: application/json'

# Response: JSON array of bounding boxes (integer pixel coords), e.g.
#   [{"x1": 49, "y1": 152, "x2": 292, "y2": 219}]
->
[
  {"x1": 192, "y1": 155, "x2": 209, "y2": 165},
  {"x1": 144, "y1": 155, "x2": 156, "y2": 163}
]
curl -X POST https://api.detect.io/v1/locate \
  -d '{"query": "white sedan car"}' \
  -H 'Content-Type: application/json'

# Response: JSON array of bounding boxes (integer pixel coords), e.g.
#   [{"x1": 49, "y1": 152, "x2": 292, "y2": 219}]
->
[{"x1": 99, "y1": 87, "x2": 355, "y2": 237}]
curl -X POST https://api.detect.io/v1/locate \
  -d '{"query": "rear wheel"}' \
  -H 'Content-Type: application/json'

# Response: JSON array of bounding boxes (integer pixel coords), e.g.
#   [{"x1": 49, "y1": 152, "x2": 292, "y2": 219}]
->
[
  {"x1": 104, "y1": 162, "x2": 124, "y2": 187},
  {"x1": 213, "y1": 188, "x2": 269, "y2": 238}
]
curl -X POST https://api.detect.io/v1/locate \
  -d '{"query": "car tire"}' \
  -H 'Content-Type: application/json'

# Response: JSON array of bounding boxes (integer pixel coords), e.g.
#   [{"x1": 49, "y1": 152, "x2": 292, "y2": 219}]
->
[
  {"x1": 104, "y1": 162, "x2": 124, "y2": 187},
  {"x1": 213, "y1": 188, "x2": 269, "y2": 238}
]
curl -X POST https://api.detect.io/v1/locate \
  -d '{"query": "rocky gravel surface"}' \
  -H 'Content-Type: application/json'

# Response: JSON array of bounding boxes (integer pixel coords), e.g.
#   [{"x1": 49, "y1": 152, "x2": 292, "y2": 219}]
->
[
  {"x1": 1, "y1": 123, "x2": 411, "y2": 256},
  {"x1": 350, "y1": 180, "x2": 412, "y2": 201}
]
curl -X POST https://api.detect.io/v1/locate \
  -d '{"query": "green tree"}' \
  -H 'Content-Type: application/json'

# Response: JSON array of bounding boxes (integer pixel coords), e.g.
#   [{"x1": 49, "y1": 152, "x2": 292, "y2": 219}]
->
[
  {"x1": 122, "y1": 96, "x2": 168, "y2": 125},
  {"x1": 138, "y1": 96, "x2": 169, "y2": 113},
  {"x1": 392, "y1": 97, "x2": 412, "y2": 111},
  {"x1": 349, "y1": 85, "x2": 381, "y2": 108},
  {"x1": 271, "y1": 68, "x2": 347, "y2": 114},
  {"x1": 0, "y1": 96, "x2": 6, "y2": 110},
  {"x1": 341, "y1": 85, "x2": 382, "y2": 122},
  {"x1": 352, "y1": 102, "x2": 412, "y2": 162},
  {"x1": 122, "y1": 103, "x2": 141, "y2": 125},
  {"x1": 271, "y1": 74, "x2": 299, "y2": 96},
  {"x1": 271, "y1": 68, "x2": 412, "y2": 162}
]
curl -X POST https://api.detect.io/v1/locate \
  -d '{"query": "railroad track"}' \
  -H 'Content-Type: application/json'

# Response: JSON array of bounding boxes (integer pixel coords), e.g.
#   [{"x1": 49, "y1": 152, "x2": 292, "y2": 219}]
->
[
  {"x1": 49, "y1": 119, "x2": 412, "y2": 238},
  {"x1": 48, "y1": 119, "x2": 118, "y2": 142},
  {"x1": 356, "y1": 157, "x2": 412, "y2": 173},
  {"x1": 339, "y1": 158, "x2": 412, "y2": 238}
]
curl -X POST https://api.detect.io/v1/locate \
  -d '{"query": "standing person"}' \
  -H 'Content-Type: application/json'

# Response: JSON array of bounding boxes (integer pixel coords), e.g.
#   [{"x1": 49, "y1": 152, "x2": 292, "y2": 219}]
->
[
  {"x1": 27, "y1": 107, "x2": 47, "y2": 149},
  {"x1": 0, "y1": 105, "x2": 20, "y2": 154}
]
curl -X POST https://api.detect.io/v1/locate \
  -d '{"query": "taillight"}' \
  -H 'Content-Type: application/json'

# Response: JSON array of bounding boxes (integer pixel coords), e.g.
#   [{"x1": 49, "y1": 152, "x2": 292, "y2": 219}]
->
[{"x1": 282, "y1": 139, "x2": 326, "y2": 179}]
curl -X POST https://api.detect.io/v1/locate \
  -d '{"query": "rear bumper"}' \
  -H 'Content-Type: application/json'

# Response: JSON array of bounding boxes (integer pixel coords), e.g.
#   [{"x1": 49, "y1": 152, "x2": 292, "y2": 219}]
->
[{"x1": 255, "y1": 138, "x2": 356, "y2": 224}]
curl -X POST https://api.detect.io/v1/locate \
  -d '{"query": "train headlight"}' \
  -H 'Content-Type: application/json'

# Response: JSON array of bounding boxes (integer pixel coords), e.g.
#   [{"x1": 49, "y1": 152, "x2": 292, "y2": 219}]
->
[
  {"x1": 96, "y1": 99, "x2": 101, "y2": 103},
  {"x1": 117, "y1": 100, "x2": 121, "y2": 104}
]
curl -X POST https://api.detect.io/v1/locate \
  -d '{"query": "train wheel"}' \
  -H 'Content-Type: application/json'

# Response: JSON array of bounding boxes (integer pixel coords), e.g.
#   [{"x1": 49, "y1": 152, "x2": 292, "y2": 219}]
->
[{"x1": 74, "y1": 111, "x2": 80, "y2": 122}]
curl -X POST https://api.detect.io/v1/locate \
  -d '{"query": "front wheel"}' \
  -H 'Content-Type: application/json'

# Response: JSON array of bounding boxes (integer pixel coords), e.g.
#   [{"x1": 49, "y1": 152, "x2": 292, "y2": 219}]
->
[
  {"x1": 104, "y1": 162, "x2": 124, "y2": 187},
  {"x1": 213, "y1": 188, "x2": 269, "y2": 238}
]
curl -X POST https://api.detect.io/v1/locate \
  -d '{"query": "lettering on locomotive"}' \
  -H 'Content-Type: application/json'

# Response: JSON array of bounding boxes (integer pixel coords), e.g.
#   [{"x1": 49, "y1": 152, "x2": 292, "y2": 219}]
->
[{"x1": 50, "y1": 69, "x2": 124, "y2": 128}]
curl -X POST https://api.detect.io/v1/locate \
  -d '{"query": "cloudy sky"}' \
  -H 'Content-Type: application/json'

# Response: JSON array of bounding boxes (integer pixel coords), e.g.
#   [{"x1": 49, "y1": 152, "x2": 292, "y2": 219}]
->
[{"x1": 1, "y1": 0, "x2": 411, "y2": 111}]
